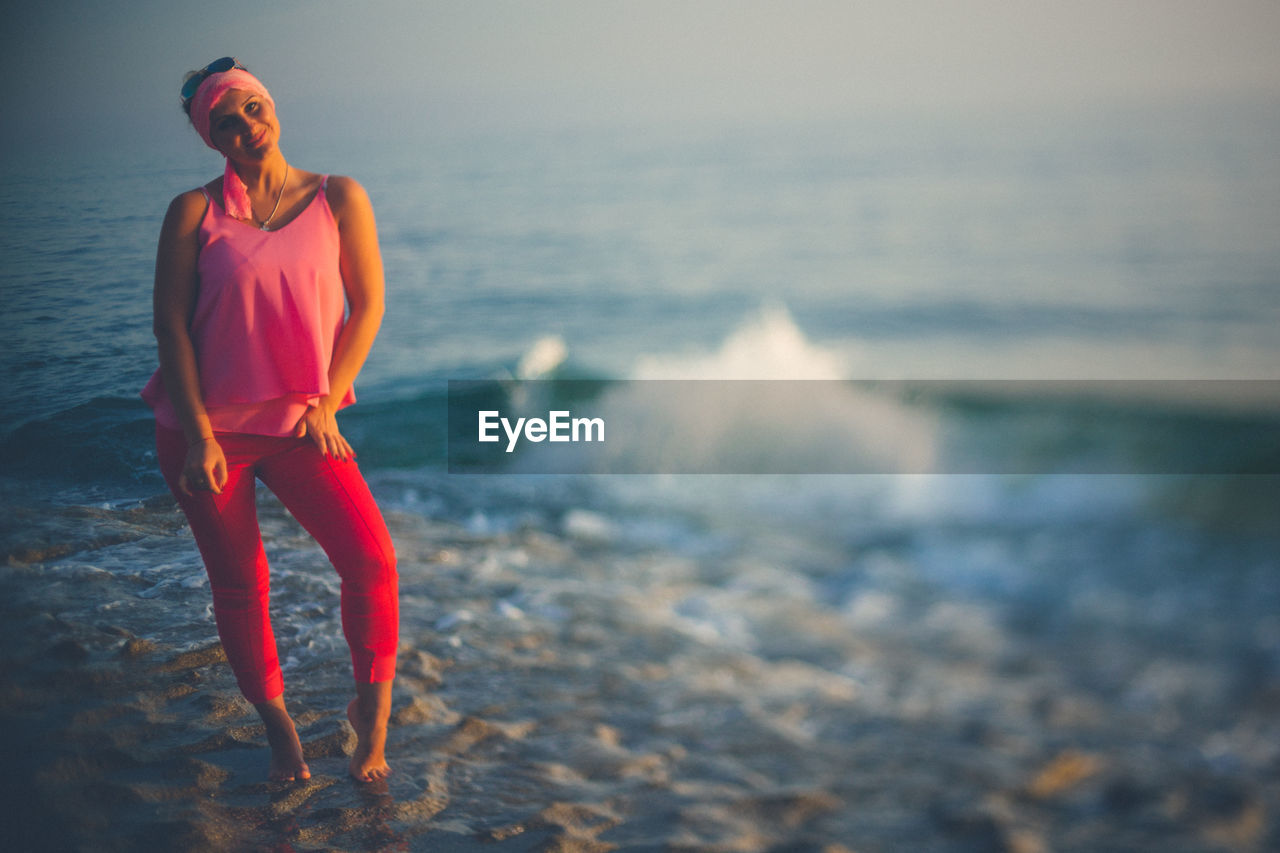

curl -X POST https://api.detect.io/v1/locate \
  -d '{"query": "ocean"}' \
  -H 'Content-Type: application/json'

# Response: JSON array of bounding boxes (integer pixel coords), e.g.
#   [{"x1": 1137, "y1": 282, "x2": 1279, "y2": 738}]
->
[{"x1": 3, "y1": 98, "x2": 1279, "y2": 850}]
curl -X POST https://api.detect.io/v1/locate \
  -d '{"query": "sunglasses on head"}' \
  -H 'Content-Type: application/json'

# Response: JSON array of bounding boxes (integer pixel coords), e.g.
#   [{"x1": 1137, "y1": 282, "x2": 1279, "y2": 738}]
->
[{"x1": 180, "y1": 57, "x2": 247, "y2": 103}]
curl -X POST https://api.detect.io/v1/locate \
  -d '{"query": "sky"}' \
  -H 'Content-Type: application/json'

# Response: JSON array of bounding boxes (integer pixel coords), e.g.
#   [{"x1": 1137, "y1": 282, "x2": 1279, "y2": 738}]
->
[{"x1": 4, "y1": 0, "x2": 1280, "y2": 158}]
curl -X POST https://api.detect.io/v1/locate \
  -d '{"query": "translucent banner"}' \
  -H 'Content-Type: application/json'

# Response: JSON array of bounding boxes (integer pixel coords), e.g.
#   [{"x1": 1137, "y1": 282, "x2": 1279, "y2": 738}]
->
[{"x1": 446, "y1": 379, "x2": 1280, "y2": 474}]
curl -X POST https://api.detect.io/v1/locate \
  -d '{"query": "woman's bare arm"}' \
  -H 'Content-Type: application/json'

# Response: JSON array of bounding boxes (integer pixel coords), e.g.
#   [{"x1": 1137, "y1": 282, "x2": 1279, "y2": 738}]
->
[
  {"x1": 153, "y1": 189, "x2": 226, "y2": 493},
  {"x1": 292, "y1": 175, "x2": 386, "y2": 459}
]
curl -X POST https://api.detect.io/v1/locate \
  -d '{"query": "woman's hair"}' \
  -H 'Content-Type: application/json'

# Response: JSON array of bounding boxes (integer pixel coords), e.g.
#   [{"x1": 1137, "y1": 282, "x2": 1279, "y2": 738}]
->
[{"x1": 180, "y1": 71, "x2": 200, "y2": 118}]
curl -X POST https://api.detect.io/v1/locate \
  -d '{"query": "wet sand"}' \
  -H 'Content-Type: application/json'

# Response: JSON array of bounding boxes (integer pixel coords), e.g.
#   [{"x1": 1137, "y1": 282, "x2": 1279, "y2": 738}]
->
[{"x1": 2, "y1": 493, "x2": 1277, "y2": 852}]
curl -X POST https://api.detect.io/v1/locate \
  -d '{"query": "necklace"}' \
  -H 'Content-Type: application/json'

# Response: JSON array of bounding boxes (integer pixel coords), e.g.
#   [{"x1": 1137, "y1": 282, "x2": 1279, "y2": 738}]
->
[{"x1": 259, "y1": 163, "x2": 289, "y2": 231}]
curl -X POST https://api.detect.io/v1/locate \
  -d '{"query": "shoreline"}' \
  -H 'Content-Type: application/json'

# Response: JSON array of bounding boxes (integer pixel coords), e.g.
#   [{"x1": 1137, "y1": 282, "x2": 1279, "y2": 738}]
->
[{"x1": 2, "y1": 491, "x2": 1277, "y2": 851}]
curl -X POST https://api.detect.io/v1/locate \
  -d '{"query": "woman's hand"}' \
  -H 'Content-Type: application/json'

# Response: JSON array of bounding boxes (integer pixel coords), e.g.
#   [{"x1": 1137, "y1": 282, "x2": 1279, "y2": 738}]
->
[
  {"x1": 294, "y1": 403, "x2": 355, "y2": 460},
  {"x1": 179, "y1": 437, "x2": 228, "y2": 495}
]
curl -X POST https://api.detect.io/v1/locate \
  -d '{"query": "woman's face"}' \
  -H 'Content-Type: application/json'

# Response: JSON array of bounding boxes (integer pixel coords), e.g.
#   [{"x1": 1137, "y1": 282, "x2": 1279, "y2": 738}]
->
[{"x1": 207, "y1": 89, "x2": 279, "y2": 162}]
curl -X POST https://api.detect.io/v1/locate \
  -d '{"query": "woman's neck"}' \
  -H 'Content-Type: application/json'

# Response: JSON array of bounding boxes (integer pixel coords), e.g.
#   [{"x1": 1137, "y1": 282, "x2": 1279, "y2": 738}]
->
[{"x1": 231, "y1": 152, "x2": 289, "y2": 195}]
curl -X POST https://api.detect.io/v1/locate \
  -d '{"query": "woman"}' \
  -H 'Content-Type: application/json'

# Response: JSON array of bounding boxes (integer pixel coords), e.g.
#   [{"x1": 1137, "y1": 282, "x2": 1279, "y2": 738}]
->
[{"x1": 142, "y1": 58, "x2": 398, "y2": 783}]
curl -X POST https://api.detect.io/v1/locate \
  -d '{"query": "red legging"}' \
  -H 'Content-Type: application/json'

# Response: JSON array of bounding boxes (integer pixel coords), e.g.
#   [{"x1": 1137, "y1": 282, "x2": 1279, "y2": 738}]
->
[{"x1": 157, "y1": 425, "x2": 398, "y2": 704}]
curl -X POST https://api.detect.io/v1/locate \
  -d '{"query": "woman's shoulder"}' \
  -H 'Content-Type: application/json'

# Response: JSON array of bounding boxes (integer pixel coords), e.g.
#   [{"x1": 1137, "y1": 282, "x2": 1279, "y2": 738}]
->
[
  {"x1": 162, "y1": 186, "x2": 212, "y2": 232},
  {"x1": 319, "y1": 174, "x2": 373, "y2": 224},
  {"x1": 171, "y1": 184, "x2": 213, "y2": 209},
  {"x1": 321, "y1": 174, "x2": 368, "y2": 204}
]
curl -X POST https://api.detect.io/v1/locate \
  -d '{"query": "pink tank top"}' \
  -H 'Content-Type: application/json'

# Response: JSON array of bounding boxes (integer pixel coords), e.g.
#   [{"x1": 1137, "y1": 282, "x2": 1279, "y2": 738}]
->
[{"x1": 141, "y1": 176, "x2": 355, "y2": 435}]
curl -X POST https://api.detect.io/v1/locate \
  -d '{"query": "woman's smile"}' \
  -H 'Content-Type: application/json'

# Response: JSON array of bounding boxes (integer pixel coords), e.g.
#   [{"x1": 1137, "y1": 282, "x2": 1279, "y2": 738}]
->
[{"x1": 208, "y1": 89, "x2": 280, "y2": 158}]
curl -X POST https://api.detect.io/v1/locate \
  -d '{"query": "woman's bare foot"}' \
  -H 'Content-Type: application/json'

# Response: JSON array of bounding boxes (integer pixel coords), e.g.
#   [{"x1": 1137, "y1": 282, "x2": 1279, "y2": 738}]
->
[
  {"x1": 255, "y1": 697, "x2": 311, "y2": 782},
  {"x1": 347, "y1": 680, "x2": 393, "y2": 782}
]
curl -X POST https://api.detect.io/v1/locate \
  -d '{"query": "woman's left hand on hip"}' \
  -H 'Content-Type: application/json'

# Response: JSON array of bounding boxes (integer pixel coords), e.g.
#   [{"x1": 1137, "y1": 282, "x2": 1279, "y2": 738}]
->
[{"x1": 294, "y1": 404, "x2": 355, "y2": 460}]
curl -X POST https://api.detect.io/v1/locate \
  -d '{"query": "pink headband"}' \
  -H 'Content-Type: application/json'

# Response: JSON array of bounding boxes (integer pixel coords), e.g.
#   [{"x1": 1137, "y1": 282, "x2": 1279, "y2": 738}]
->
[{"x1": 190, "y1": 69, "x2": 275, "y2": 222}]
